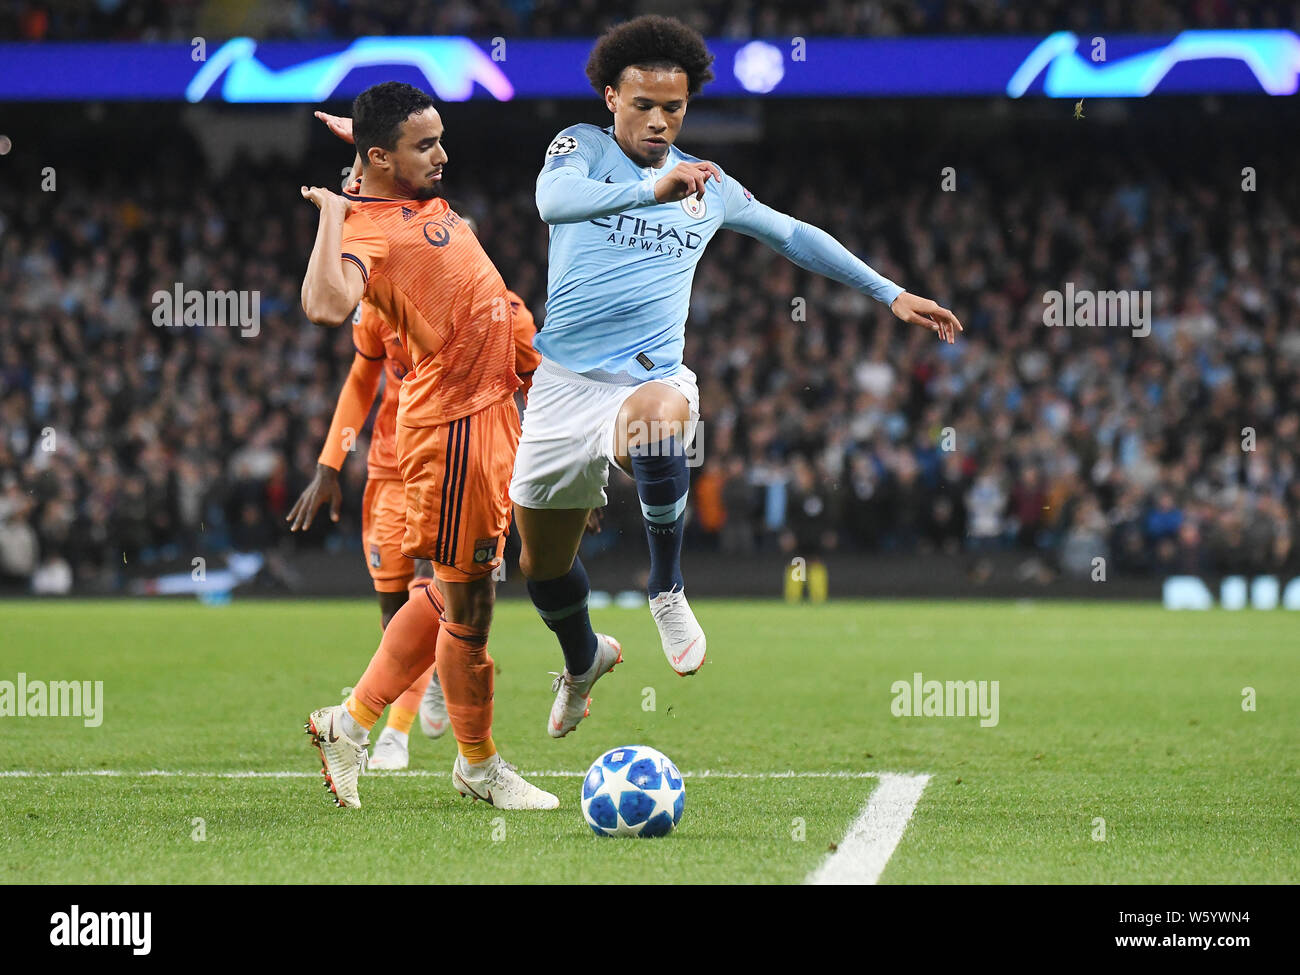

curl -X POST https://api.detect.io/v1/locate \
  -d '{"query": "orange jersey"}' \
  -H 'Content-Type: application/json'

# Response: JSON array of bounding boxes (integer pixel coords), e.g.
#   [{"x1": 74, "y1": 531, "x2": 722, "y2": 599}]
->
[
  {"x1": 361, "y1": 294, "x2": 532, "y2": 477},
  {"x1": 341, "y1": 194, "x2": 517, "y2": 426},
  {"x1": 353, "y1": 302, "x2": 410, "y2": 480},
  {"x1": 320, "y1": 294, "x2": 537, "y2": 480}
]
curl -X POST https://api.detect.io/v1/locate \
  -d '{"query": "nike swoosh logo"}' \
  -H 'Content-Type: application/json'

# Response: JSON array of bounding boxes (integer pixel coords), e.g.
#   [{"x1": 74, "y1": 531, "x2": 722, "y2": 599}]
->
[
  {"x1": 326, "y1": 716, "x2": 339, "y2": 743},
  {"x1": 672, "y1": 638, "x2": 700, "y2": 667}
]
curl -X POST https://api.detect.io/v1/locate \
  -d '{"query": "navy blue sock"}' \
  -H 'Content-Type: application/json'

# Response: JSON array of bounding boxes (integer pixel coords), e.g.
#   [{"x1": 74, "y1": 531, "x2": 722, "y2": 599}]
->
[
  {"x1": 526, "y1": 557, "x2": 598, "y2": 675},
  {"x1": 630, "y1": 436, "x2": 689, "y2": 597}
]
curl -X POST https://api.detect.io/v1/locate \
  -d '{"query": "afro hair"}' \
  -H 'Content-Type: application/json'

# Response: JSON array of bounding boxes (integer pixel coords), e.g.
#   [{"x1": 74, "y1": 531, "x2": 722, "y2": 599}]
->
[{"x1": 585, "y1": 15, "x2": 715, "y2": 97}]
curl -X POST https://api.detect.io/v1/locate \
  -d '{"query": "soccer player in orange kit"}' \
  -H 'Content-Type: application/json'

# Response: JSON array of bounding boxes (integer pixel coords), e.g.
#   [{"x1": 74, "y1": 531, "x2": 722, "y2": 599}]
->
[
  {"x1": 300, "y1": 81, "x2": 557, "y2": 810},
  {"x1": 288, "y1": 287, "x2": 540, "y2": 770}
]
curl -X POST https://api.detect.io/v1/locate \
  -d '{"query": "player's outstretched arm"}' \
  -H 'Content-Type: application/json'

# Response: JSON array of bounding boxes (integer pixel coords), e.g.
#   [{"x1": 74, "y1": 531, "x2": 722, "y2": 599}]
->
[
  {"x1": 888, "y1": 291, "x2": 962, "y2": 344},
  {"x1": 287, "y1": 348, "x2": 383, "y2": 531},
  {"x1": 720, "y1": 172, "x2": 961, "y2": 342},
  {"x1": 286, "y1": 463, "x2": 343, "y2": 532},
  {"x1": 300, "y1": 185, "x2": 364, "y2": 326},
  {"x1": 320, "y1": 349, "x2": 384, "y2": 466}
]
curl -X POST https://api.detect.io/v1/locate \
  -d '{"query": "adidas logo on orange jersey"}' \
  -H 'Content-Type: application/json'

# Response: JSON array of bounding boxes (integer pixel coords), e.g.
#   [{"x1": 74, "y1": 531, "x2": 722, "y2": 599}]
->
[{"x1": 401, "y1": 206, "x2": 415, "y2": 221}]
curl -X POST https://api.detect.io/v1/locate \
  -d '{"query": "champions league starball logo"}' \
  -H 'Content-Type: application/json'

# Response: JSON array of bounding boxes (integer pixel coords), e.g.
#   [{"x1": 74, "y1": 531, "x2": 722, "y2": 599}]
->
[{"x1": 547, "y1": 135, "x2": 579, "y2": 156}]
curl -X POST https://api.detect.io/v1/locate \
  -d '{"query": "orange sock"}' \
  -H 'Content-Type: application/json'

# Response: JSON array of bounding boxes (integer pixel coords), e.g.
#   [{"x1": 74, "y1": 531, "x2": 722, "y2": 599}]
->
[
  {"x1": 436, "y1": 618, "x2": 496, "y2": 763},
  {"x1": 387, "y1": 705, "x2": 417, "y2": 735},
  {"x1": 460, "y1": 735, "x2": 497, "y2": 764},
  {"x1": 343, "y1": 694, "x2": 382, "y2": 732},
  {"x1": 348, "y1": 585, "x2": 445, "y2": 727}
]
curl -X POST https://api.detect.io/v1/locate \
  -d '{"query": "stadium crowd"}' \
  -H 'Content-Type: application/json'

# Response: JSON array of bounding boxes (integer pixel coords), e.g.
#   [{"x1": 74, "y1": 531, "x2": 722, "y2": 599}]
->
[
  {"x1": 2, "y1": 116, "x2": 1298, "y2": 593},
  {"x1": 4, "y1": 0, "x2": 1298, "y2": 41}
]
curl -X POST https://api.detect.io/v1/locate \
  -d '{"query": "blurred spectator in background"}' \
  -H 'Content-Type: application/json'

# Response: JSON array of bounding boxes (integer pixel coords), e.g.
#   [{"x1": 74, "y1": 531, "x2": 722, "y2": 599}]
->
[
  {"x1": 1060, "y1": 497, "x2": 1108, "y2": 579},
  {"x1": 2, "y1": 95, "x2": 1299, "y2": 592},
  {"x1": 966, "y1": 466, "x2": 1007, "y2": 555}
]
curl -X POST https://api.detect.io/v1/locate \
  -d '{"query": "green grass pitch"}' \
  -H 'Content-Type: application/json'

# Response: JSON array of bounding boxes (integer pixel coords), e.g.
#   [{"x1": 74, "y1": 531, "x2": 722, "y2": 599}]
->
[{"x1": 1, "y1": 598, "x2": 1296, "y2": 884}]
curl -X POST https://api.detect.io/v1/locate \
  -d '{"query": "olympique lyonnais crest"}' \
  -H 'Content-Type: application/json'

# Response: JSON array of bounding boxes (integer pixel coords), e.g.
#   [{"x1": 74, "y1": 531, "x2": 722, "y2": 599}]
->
[{"x1": 472, "y1": 537, "x2": 498, "y2": 563}]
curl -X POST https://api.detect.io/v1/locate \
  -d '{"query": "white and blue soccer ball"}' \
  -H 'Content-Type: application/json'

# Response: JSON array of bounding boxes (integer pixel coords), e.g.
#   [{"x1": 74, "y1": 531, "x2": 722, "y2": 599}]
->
[{"x1": 581, "y1": 745, "x2": 685, "y2": 838}]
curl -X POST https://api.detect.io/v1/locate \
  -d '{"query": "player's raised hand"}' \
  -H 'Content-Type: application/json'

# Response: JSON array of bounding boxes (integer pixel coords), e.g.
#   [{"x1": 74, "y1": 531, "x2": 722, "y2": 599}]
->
[
  {"x1": 286, "y1": 464, "x2": 343, "y2": 532},
  {"x1": 314, "y1": 110, "x2": 355, "y2": 144},
  {"x1": 300, "y1": 185, "x2": 351, "y2": 217},
  {"x1": 654, "y1": 160, "x2": 722, "y2": 204},
  {"x1": 890, "y1": 292, "x2": 963, "y2": 344}
]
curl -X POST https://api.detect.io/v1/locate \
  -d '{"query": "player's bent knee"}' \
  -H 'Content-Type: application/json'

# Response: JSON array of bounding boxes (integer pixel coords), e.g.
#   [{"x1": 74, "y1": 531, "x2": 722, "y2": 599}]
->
[
  {"x1": 518, "y1": 546, "x2": 552, "y2": 581},
  {"x1": 515, "y1": 506, "x2": 588, "y2": 580},
  {"x1": 618, "y1": 391, "x2": 690, "y2": 450},
  {"x1": 519, "y1": 546, "x2": 576, "y2": 582}
]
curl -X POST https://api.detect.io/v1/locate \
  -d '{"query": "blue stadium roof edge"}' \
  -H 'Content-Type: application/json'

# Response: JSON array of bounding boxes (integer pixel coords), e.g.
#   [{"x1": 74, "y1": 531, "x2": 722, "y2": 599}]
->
[{"x1": 0, "y1": 31, "x2": 1296, "y2": 101}]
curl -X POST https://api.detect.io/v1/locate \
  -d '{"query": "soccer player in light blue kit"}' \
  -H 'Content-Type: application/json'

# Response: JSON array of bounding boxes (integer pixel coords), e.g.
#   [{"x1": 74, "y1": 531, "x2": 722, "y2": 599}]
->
[{"x1": 512, "y1": 16, "x2": 962, "y2": 738}]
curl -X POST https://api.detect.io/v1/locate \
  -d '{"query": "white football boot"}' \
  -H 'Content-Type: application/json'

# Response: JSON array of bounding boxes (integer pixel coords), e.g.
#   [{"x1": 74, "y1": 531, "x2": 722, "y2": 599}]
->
[
  {"x1": 305, "y1": 705, "x2": 367, "y2": 808},
  {"x1": 547, "y1": 633, "x2": 622, "y2": 738},
  {"x1": 419, "y1": 671, "x2": 450, "y2": 739},
  {"x1": 451, "y1": 754, "x2": 559, "y2": 810},
  {"x1": 649, "y1": 587, "x2": 706, "y2": 675},
  {"x1": 367, "y1": 726, "x2": 409, "y2": 771}
]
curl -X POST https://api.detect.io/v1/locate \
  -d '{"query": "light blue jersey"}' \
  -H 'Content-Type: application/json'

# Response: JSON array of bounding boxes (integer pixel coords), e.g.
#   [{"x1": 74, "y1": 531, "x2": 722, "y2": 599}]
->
[{"x1": 535, "y1": 123, "x2": 904, "y2": 382}]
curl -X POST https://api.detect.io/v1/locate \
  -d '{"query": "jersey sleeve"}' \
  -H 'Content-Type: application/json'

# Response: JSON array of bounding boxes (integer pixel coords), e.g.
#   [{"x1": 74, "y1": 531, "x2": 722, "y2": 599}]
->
[
  {"x1": 507, "y1": 290, "x2": 541, "y2": 378},
  {"x1": 720, "y1": 168, "x2": 903, "y2": 307},
  {"x1": 340, "y1": 210, "x2": 388, "y2": 288},
  {"x1": 720, "y1": 168, "x2": 796, "y2": 246},
  {"x1": 535, "y1": 124, "x2": 659, "y2": 224},
  {"x1": 351, "y1": 301, "x2": 387, "y2": 360},
  {"x1": 317, "y1": 348, "x2": 384, "y2": 471},
  {"x1": 539, "y1": 124, "x2": 606, "y2": 178}
]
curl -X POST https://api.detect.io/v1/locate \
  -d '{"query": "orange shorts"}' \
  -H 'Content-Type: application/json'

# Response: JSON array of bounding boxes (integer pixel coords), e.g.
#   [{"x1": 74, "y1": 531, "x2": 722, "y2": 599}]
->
[
  {"x1": 361, "y1": 477, "x2": 413, "y2": 593},
  {"x1": 398, "y1": 396, "x2": 520, "y2": 584}
]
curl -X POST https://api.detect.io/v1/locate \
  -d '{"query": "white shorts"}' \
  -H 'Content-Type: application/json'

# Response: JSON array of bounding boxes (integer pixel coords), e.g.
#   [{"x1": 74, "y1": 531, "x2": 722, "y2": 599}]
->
[{"x1": 509, "y1": 358, "x2": 700, "y2": 510}]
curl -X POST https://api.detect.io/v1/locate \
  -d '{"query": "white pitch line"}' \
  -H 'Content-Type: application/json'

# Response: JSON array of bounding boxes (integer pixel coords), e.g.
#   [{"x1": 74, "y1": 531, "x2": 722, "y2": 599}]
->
[
  {"x1": 806, "y1": 772, "x2": 931, "y2": 886},
  {"x1": 0, "y1": 769, "x2": 889, "y2": 780}
]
